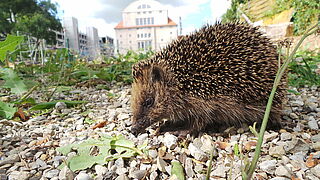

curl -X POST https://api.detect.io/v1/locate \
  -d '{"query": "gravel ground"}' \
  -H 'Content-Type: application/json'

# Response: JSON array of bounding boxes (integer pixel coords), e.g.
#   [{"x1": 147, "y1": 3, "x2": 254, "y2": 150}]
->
[{"x1": 0, "y1": 84, "x2": 319, "y2": 180}]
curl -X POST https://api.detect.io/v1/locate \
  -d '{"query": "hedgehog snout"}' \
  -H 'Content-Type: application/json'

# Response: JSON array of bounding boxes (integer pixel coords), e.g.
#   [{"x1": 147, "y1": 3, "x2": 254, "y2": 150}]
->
[{"x1": 131, "y1": 117, "x2": 150, "y2": 136}]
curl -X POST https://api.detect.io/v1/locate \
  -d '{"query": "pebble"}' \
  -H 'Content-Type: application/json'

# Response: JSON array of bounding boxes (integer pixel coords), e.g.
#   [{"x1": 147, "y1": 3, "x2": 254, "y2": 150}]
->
[
  {"x1": 74, "y1": 172, "x2": 92, "y2": 180},
  {"x1": 188, "y1": 143, "x2": 208, "y2": 161},
  {"x1": 259, "y1": 160, "x2": 277, "y2": 172},
  {"x1": 0, "y1": 85, "x2": 319, "y2": 180},
  {"x1": 269, "y1": 146, "x2": 286, "y2": 157},
  {"x1": 162, "y1": 133, "x2": 178, "y2": 149},
  {"x1": 275, "y1": 165, "x2": 291, "y2": 178}
]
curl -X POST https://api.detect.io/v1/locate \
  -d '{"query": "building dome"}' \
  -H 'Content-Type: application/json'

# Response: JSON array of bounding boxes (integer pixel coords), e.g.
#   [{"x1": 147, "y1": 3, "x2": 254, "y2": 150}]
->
[{"x1": 123, "y1": 0, "x2": 165, "y2": 12}]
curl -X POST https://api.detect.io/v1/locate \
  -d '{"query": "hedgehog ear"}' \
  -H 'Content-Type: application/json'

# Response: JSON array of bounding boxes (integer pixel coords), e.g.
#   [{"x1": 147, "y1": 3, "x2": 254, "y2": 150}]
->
[{"x1": 151, "y1": 66, "x2": 163, "y2": 82}]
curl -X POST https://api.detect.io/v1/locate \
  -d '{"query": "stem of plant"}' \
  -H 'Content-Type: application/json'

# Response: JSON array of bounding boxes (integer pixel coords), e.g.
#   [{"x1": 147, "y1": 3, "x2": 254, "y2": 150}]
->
[
  {"x1": 206, "y1": 147, "x2": 215, "y2": 180},
  {"x1": 246, "y1": 24, "x2": 318, "y2": 179}
]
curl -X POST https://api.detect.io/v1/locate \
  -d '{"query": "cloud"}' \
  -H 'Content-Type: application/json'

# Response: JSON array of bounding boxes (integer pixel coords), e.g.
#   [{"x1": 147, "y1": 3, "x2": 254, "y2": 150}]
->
[{"x1": 53, "y1": 0, "x2": 229, "y2": 38}]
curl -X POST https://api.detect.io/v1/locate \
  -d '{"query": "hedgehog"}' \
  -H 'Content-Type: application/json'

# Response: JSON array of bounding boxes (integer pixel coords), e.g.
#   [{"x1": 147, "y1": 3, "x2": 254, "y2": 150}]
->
[{"x1": 130, "y1": 22, "x2": 285, "y2": 136}]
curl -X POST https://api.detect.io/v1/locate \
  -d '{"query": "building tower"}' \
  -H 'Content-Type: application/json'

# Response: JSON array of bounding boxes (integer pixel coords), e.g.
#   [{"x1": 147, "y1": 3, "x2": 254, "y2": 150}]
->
[{"x1": 114, "y1": 0, "x2": 178, "y2": 54}]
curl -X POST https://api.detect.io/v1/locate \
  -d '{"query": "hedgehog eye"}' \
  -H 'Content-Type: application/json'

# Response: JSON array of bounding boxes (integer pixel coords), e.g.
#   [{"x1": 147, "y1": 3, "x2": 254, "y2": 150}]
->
[{"x1": 144, "y1": 97, "x2": 154, "y2": 108}]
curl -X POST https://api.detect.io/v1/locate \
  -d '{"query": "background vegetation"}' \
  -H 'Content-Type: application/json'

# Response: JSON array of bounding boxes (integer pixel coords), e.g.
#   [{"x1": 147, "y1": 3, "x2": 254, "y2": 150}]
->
[{"x1": 0, "y1": 0, "x2": 62, "y2": 43}]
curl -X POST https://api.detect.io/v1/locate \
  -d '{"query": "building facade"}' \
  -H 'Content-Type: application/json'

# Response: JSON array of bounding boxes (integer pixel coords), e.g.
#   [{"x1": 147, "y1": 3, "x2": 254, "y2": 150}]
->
[
  {"x1": 55, "y1": 17, "x2": 114, "y2": 59},
  {"x1": 115, "y1": 0, "x2": 178, "y2": 54}
]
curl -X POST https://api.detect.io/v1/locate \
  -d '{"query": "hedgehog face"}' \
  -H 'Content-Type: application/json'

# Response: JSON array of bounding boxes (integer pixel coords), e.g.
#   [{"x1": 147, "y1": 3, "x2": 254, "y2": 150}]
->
[{"x1": 131, "y1": 65, "x2": 174, "y2": 135}]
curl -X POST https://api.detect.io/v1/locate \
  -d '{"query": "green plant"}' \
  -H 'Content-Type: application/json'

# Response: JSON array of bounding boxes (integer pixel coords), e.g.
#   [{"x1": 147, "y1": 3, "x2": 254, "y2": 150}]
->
[
  {"x1": 57, "y1": 135, "x2": 148, "y2": 171},
  {"x1": 264, "y1": 0, "x2": 319, "y2": 35},
  {"x1": 0, "y1": 35, "x2": 24, "y2": 66},
  {"x1": 288, "y1": 50, "x2": 320, "y2": 86},
  {"x1": 244, "y1": 24, "x2": 319, "y2": 179}
]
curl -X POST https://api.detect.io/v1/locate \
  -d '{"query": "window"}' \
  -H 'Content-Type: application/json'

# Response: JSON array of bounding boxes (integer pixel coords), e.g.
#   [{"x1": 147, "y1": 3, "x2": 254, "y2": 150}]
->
[
  {"x1": 148, "y1": 33, "x2": 151, "y2": 37},
  {"x1": 129, "y1": 34, "x2": 131, "y2": 37},
  {"x1": 141, "y1": 33, "x2": 143, "y2": 38},
  {"x1": 151, "y1": 17, "x2": 154, "y2": 24},
  {"x1": 138, "y1": 42, "x2": 141, "y2": 49},
  {"x1": 149, "y1": 11, "x2": 152, "y2": 14},
  {"x1": 143, "y1": 11, "x2": 146, "y2": 14},
  {"x1": 139, "y1": 18, "x2": 143, "y2": 25},
  {"x1": 145, "y1": 33, "x2": 147, "y2": 38},
  {"x1": 142, "y1": 4, "x2": 146, "y2": 8},
  {"x1": 138, "y1": 5, "x2": 141, "y2": 9},
  {"x1": 129, "y1": 41, "x2": 131, "y2": 43},
  {"x1": 170, "y1": 32, "x2": 172, "y2": 34},
  {"x1": 141, "y1": 41, "x2": 145, "y2": 49},
  {"x1": 147, "y1": 5, "x2": 151, "y2": 8},
  {"x1": 159, "y1": 10, "x2": 162, "y2": 13},
  {"x1": 136, "y1": 18, "x2": 139, "y2": 25},
  {"x1": 147, "y1": 18, "x2": 150, "y2": 24},
  {"x1": 143, "y1": 18, "x2": 146, "y2": 25},
  {"x1": 120, "y1": 35, "x2": 122, "y2": 38},
  {"x1": 137, "y1": 34, "x2": 139, "y2": 38}
]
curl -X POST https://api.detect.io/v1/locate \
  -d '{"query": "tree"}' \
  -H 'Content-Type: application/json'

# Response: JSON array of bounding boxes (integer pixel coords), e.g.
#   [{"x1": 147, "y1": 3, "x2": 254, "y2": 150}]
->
[{"x1": 0, "y1": 0, "x2": 62, "y2": 44}]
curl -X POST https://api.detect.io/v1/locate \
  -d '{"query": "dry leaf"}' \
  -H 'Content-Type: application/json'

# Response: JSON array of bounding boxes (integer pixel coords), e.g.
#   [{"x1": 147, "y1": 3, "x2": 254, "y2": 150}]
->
[
  {"x1": 244, "y1": 141, "x2": 257, "y2": 151},
  {"x1": 14, "y1": 108, "x2": 29, "y2": 121},
  {"x1": 216, "y1": 141, "x2": 230, "y2": 150},
  {"x1": 305, "y1": 154, "x2": 319, "y2": 168},
  {"x1": 92, "y1": 121, "x2": 107, "y2": 129}
]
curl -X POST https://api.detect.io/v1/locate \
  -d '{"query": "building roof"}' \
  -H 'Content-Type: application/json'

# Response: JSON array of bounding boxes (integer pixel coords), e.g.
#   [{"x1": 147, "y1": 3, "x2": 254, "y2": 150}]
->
[
  {"x1": 114, "y1": 17, "x2": 177, "y2": 29},
  {"x1": 123, "y1": 0, "x2": 165, "y2": 12}
]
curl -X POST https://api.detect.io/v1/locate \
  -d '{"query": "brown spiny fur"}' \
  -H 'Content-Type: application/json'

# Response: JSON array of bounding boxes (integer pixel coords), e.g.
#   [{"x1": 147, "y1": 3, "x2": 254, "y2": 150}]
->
[{"x1": 131, "y1": 23, "x2": 285, "y2": 135}]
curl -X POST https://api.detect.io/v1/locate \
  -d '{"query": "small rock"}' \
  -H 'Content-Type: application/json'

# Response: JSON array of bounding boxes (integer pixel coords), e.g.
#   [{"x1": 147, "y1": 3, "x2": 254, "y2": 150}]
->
[
  {"x1": 310, "y1": 164, "x2": 320, "y2": 178},
  {"x1": 162, "y1": 133, "x2": 178, "y2": 149},
  {"x1": 59, "y1": 166, "x2": 75, "y2": 180},
  {"x1": 289, "y1": 152, "x2": 306, "y2": 162},
  {"x1": 185, "y1": 158, "x2": 194, "y2": 178},
  {"x1": 157, "y1": 157, "x2": 167, "y2": 172},
  {"x1": 150, "y1": 171, "x2": 158, "y2": 180},
  {"x1": 308, "y1": 118, "x2": 319, "y2": 130},
  {"x1": 55, "y1": 102, "x2": 67, "y2": 111},
  {"x1": 264, "y1": 132, "x2": 279, "y2": 142},
  {"x1": 280, "y1": 132, "x2": 292, "y2": 141},
  {"x1": 269, "y1": 146, "x2": 286, "y2": 157},
  {"x1": 115, "y1": 174, "x2": 129, "y2": 180},
  {"x1": 211, "y1": 165, "x2": 227, "y2": 178},
  {"x1": 115, "y1": 158, "x2": 124, "y2": 168},
  {"x1": 259, "y1": 160, "x2": 277, "y2": 172},
  {"x1": 289, "y1": 113, "x2": 299, "y2": 119},
  {"x1": 291, "y1": 100, "x2": 304, "y2": 107},
  {"x1": 194, "y1": 164, "x2": 203, "y2": 173},
  {"x1": 117, "y1": 113, "x2": 130, "y2": 121},
  {"x1": 275, "y1": 166, "x2": 291, "y2": 178},
  {"x1": 188, "y1": 143, "x2": 208, "y2": 161},
  {"x1": 311, "y1": 134, "x2": 320, "y2": 142},
  {"x1": 289, "y1": 139, "x2": 310, "y2": 153},
  {"x1": 269, "y1": 177, "x2": 290, "y2": 180},
  {"x1": 8, "y1": 171, "x2": 31, "y2": 180},
  {"x1": 313, "y1": 142, "x2": 320, "y2": 151},
  {"x1": 74, "y1": 172, "x2": 92, "y2": 180},
  {"x1": 95, "y1": 165, "x2": 107, "y2": 176},
  {"x1": 0, "y1": 154, "x2": 20, "y2": 166},
  {"x1": 129, "y1": 170, "x2": 146, "y2": 179},
  {"x1": 44, "y1": 169, "x2": 60, "y2": 178},
  {"x1": 148, "y1": 149, "x2": 158, "y2": 159},
  {"x1": 116, "y1": 168, "x2": 128, "y2": 175}
]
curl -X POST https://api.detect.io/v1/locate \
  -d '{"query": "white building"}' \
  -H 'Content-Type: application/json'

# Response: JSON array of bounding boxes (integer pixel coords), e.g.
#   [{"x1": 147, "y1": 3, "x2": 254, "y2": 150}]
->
[
  {"x1": 115, "y1": 0, "x2": 178, "y2": 54},
  {"x1": 55, "y1": 17, "x2": 113, "y2": 59},
  {"x1": 63, "y1": 17, "x2": 80, "y2": 51},
  {"x1": 86, "y1": 27, "x2": 100, "y2": 59}
]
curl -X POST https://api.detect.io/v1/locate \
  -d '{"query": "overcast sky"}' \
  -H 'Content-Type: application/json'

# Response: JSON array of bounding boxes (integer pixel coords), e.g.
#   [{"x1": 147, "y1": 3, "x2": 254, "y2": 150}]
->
[{"x1": 52, "y1": 0, "x2": 231, "y2": 38}]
